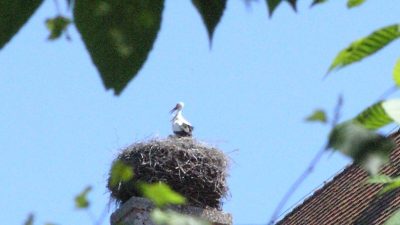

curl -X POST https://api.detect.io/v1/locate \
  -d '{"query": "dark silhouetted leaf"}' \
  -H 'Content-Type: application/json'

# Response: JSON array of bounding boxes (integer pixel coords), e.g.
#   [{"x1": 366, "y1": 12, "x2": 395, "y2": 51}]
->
[
  {"x1": 311, "y1": 0, "x2": 328, "y2": 7},
  {"x1": 393, "y1": 59, "x2": 400, "y2": 87},
  {"x1": 385, "y1": 209, "x2": 400, "y2": 225},
  {"x1": 347, "y1": 0, "x2": 366, "y2": 8},
  {"x1": 151, "y1": 208, "x2": 210, "y2": 225},
  {"x1": 328, "y1": 24, "x2": 400, "y2": 73},
  {"x1": 0, "y1": 1, "x2": 44, "y2": 49},
  {"x1": 305, "y1": 109, "x2": 327, "y2": 123},
  {"x1": 74, "y1": 0, "x2": 164, "y2": 95},
  {"x1": 329, "y1": 121, "x2": 395, "y2": 175},
  {"x1": 140, "y1": 182, "x2": 186, "y2": 207},
  {"x1": 192, "y1": 0, "x2": 226, "y2": 43},
  {"x1": 45, "y1": 16, "x2": 71, "y2": 40},
  {"x1": 109, "y1": 160, "x2": 134, "y2": 188},
  {"x1": 24, "y1": 214, "x2": 34, "y2": 225},
  {"x1": 75, "y1": 186, "x2": 92, "y2": 209},
  {"x1": 266, "y1": 0, "x2": 297, "y2": 17},
  {"x1": 266, "y1": 0, "x2": 282, "y2": 17},
  {"x1": 287, "y1": 0, "x2": 297, "y2": 11}
]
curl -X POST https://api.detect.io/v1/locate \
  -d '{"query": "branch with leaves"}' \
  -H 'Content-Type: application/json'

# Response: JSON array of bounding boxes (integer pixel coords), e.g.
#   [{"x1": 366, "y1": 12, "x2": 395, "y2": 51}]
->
[
  {"x1": 1, "y1": 0, "x2": 371, "y2": 95},
  {"x1": 9, "y1": 0, "x2": 400, "y2": 224}
]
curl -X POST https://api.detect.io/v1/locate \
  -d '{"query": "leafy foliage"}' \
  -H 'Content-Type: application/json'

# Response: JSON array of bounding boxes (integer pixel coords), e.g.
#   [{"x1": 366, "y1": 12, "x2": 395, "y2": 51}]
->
[
  {"x1": 368, "y1": 174, "x2": 393, "y2": 184},
  {"x1": 379, "y1": 179, "x2": 400, "y2": 195},
  {"x1": 305, "y1": 109, "x2": 327, "y2": 123},
  {"x1": 6, "y1": 1, "x2": 400, "y2": 224},
  {"x1": 0, "y1": 0, "x2": 44, "y2": 49},
  {"x1": 353, "y1": 99, "x2": 400, "y2": 130},
  {"x1": 393, "y1": 59, "x2": 400, "y2": 87},
  {"x1": 74, "y1": 0, "x2": 164, "y2": 95},
  {"x1": 192, "y1": 0, "x2": 226, "y2": 43},
  {"x1": 347, "y1": 0, "x2": 366, "y2": 8},
  {"x1": 45, "y1": 16, "x2": 71, "y2": 40},
  {"x1": 151, "y1": 208, "x2": 210, "y2": 225},
  {"x1": 385, "y1": 209, "x2": 400, "y2": 225},
  {"x1": 368, "y1": 175, "x2": 400, "y2": 195},
  {"x1": 266, "y1": 0, "x2": 281, "y2": 17},
  {"x1": 74, "y1": 186, "x2": 92, "y2": 209},
  {"x1": 353, "y1": 101, "x2": 393, "y2": 130},
  {"x1": 287, "y1": 0, "x2": 297, "y2": 11},
  {"x1": 140, "y1": 182, "x2": 186, "y2": 207},
  {"x1": 328, "y1": 121, "x2": 395, "y2": 175},
  {"x1": 23, "y1": 214, "x2": 34, "y2": 225},
  {"x1": 266, "y1": 0, "x2": 297, "y2": 17},
  {"x1": 328, "y1": 24, "x2": 400, "y2": 73},
  {"x1": 109, "y1": 160, "x2": 134, "y2": 188},
  {"x1": 381, "y1": 99, "x2": 400, "y2": 124},
  {"x1": 311, "y1": 0, "x2": 328, "y2": 7}
]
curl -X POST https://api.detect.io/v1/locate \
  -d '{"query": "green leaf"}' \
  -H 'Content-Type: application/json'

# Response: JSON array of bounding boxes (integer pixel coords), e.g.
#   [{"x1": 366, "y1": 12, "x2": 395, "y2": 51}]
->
[
  {"x1": 266, "y1": 0, "x2": 297, "y2": 17},
  {"x1": 353, "y1": 101, "x2": 393, "y2": 130},
  {"x1": 0, "y1": 1, "x2": 44, "y2": 49},
  {"x1": 140, "y1": 182, "x2": 186, "y2": 207},
  {"x1": 382, "y1": 99, "x2": 400, "y2": 124},
  {"x1": 311, "y1": 0, "x2": 328, "y2": 7},
  {"x1": 23, "y1": 214, "x2": 34, "y2": 225},
  {"x1": 385, "y1": 209, "x2": 400, "y2": 225},
  {"x1": 393, "y1": 59, "x2": 400, "y2": 87},
  {"x1": 45, "y1": 16, "x2": 71, "y2": 40},
  {"x1": 74, "y1": 0, "x2": 164, "y2": 95},
  {"x1": 74, "y1": 186, "x2": 92, "y2": 209},
  {"x1": 353, "y1": 99, "x2": 400, "y2": 130},
  {"x1": 347, "y1": 0, "x2": 366, "y2": 8},
  {"x1": 109, "y1": 160, "x2": 134, "y2": 187},
  {"x1": 328, "y1": 121, "x2": 395, "y2": 175},
  {"x1": 151, "y1": 208, "x2": 210, "y2": 225},
  {"x1": 367, "y1": 175, "x2": 393, "y2": 184},
  {"x1": 192, "y1": 0, "x2": 226, "y2": 43},
  {"x1": 380, "y1": 179, "x2": 400, "y2": 195},
  {"x1": 305, "y1": 109, "x2": 327, "y2": 123},
  {"x1": 368, "y1": 175, "x2": 400, "y2": 195},
  {"x1": 286, "y1": 0, "x2": 297, "y2": 11},
  {"x1": 266, "y1": 0, "x2": 282, "y2": 17},
  {"x1": 328, "y1": 24, "x2": 400, "y2": 73}
]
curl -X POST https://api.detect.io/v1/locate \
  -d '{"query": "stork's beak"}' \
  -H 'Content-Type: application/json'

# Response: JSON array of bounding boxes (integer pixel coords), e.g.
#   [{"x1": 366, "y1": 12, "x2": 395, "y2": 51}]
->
[{"x1": 170, "y1": 105, "x2": 178, "y2": 114}]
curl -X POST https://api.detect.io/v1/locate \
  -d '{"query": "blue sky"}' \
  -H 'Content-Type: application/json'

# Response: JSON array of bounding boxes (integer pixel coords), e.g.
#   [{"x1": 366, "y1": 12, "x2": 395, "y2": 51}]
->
[{"x1": 1, "y1": 1, "x2": 400, "y2": 225}]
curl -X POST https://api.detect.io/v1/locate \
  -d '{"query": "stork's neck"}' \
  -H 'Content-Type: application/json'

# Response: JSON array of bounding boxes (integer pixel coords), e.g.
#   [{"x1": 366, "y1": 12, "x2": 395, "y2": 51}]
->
[{"x1": 173, "y1": 109, "x2": 183, "y2": 119}]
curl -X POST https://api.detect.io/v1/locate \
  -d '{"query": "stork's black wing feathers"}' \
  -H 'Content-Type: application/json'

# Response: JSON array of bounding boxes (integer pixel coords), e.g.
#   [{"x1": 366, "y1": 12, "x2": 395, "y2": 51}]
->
[{"x1": 174, "y1": 124, "x2": 194, "y2": 137}]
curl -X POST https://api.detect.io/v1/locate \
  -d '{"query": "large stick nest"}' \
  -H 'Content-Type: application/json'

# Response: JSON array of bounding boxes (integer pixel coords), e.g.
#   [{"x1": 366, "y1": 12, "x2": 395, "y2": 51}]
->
[{"x1": 107, "y1": 137, "x2": 229, "y2": 209}]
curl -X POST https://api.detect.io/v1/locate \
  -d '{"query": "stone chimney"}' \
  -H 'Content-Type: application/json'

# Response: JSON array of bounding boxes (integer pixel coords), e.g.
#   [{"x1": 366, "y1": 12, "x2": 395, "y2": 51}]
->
[{"x1": 110, "y1": 197, "x2": 232, "y2": 225}]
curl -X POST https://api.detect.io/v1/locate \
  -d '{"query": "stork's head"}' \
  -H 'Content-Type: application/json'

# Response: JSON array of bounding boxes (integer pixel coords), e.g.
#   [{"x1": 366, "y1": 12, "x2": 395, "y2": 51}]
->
[{"x1": 170, "y1": 102, "x2": 184, "y2": 113}]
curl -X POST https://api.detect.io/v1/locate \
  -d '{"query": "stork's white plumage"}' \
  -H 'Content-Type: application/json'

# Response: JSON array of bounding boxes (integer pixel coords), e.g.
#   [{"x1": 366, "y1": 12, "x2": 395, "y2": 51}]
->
[{"x1": 170, "y1": 102, "x2": 194, "y2": 137}]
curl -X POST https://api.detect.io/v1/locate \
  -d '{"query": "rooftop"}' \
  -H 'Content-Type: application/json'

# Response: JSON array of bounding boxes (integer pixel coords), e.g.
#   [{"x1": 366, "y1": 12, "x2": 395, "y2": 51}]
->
[{"x1": 277, "y1": 131, "x2": 400, "y2": 225}]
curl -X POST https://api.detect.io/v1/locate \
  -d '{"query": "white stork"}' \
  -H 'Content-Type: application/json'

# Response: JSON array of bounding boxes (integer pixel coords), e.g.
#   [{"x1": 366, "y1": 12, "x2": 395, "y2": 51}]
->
[{"x1": 170, "y1": 102, "x2": 194, "y2": 137}]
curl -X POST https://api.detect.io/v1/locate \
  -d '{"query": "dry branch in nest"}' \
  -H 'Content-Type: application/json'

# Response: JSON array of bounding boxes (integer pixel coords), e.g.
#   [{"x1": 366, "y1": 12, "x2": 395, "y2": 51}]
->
[{"x1": 107, "y1": 137, "x2": 229, "y2": 209}]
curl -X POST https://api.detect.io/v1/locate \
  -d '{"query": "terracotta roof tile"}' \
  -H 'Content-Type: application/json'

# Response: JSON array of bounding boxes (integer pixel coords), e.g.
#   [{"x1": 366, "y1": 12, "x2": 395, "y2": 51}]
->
[{"x1": 277, "y1": 131, "x2": 400, "y2": 225}]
